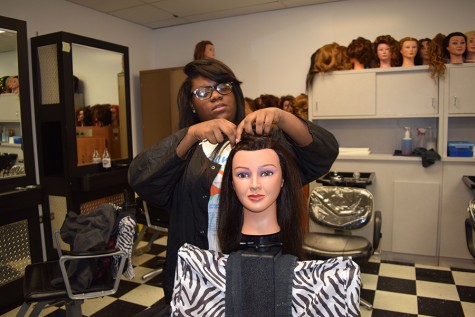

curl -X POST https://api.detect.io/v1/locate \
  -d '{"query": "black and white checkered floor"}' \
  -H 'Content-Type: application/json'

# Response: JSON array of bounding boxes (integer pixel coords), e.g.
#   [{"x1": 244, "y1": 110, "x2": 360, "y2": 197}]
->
[{"x1": 3, "y1": 234, "x2": 475, "y2": 317}]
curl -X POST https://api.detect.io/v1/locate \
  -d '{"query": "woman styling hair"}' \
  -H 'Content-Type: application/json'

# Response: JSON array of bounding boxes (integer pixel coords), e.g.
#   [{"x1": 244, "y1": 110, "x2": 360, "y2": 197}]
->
[{"x1": 128, "y1": 58, "x2": 339, "y2": 304}]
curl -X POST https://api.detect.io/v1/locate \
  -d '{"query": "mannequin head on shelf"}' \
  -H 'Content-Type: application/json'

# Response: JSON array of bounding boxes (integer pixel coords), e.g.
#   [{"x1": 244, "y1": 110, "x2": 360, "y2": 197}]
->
[
  {"x1": 399, "y1": 37, "x2": 418, "y2": 67},
  {"x1": 373, "y1": 35, "x2": 399, "y2": 68},
  {"x1": 218, "y1": 134, "x2": 305, "y2": 258},
  {"x1": 76, "y1": 106, "x2": 92, "y2": 126},
  {"x1": 428, "y1": 33, "x2": 446, "y2": 79},
  {"x1": 416, "y1": 38, "x2": 431, "y2": 65},
  {"x1": 193, "y1": 40, "x2": 215, "y2": 60},
  {"x1": 465, "y1": 30, "x2": 475, "y2": 63},
  {"x1": 443, "y1": 32, "x2": 467, "y2": 64},
  {"x1": 313, "y1": 43, "x2": 352, "y2": 73},
  {"x1": 305, "y1": 48, "x2": 320, "y2": 90},
  {"x1": 347, "y1": 37, "x2": 375, "y2": 70},
  {"x1": 110, "y1": 105, "x2": 119, "y2": 126},
  {"x1": 5, "y1": 76, "x2": 19, "y2": 94}
]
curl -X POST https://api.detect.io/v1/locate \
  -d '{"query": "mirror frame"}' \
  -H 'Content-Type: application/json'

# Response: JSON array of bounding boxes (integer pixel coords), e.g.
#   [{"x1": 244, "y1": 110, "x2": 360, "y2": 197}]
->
[
  {"x1": 30, "y1": 32, "x2": 133, "y2": 180},
  {"x1": 0, "y1": 15, "x2": 35, "y2": 192},
  {"x1": 66, "y1": 34, "x2": 133, "y2": 176}
]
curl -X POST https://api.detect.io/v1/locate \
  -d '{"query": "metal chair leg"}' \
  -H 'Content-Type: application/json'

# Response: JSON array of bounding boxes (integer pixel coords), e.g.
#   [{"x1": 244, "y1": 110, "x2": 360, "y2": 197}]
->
[
  {"x1": 142, "y1": 267, "x2": 163, "y2": 280},
  {"x1": 360, "y1": 297, "x2": 373, "y2": 310},
  {"x1": 15, "y1": 302, "x2": 32, "y2": 317}
]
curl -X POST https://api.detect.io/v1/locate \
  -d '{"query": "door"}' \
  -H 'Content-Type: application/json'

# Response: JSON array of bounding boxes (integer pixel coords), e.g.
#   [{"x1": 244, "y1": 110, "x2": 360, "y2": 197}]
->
[{"x1": 140, "y1": 67, "x2": 186, "y2": 150}]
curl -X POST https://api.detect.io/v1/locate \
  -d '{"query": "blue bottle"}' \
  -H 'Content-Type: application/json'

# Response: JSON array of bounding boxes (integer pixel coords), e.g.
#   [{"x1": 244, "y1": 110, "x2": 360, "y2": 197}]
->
[{"x1": 401, "y1": 127, "x2": 413, "y2": 156}]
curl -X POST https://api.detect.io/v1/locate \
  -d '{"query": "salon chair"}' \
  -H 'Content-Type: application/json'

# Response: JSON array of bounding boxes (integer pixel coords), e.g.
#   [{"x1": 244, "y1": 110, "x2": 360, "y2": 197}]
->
[
  {"x1": 16, "y1": 231, "x2": 127, "y2": 317},
  {"x1": 302, "y1": 186, "x2": 382, "y2": 310},
  {"x1": 133, "y1": 197, "x2": 169, "y2": 281},
  {"x1": 464, "y1": 179, "x2": 475, "y2": 259}
]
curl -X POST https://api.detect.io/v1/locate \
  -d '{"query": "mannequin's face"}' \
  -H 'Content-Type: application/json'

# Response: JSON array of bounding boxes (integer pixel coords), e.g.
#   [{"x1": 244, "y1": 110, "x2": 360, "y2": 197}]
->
[
  {"x1": 232, "y1": 149, "x2": 283, "y2": 216},
  {"x1": 419, "y1": 40, "x2": 430, "y2": 61},
  {"x1": 204, "y1": 44, "x2": 215, "y2": 59},
  {"x1": 400, "y1": 40, "x2": 418, "y2": 59},
  {"x1": 447, "y1": 36, "x2": 466, "y2": 57},
  {"x1": 377, "y1": 43, "x2": 391, "y2": 62},
  {"x1": 282, "y1": 100, "x2": 293, "y2": 113},
  {"x1": 467, "y1": 35, "x2": 475, "y2": 54}
]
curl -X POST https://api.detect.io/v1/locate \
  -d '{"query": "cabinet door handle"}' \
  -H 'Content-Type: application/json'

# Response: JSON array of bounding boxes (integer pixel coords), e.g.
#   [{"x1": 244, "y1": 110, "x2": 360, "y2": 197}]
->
[
  {"x1": 431, "y1": 97, "x2": 437, "y2": 109},
  {"x1": 314, "y1": 101, "x2": 318, "y2": 113},
  {"x1": 452, "y1": 96, "x2": 458, "y2": 108}
]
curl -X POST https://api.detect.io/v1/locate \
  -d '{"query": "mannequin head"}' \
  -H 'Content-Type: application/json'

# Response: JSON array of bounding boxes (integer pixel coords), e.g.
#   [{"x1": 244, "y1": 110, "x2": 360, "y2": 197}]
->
[
  {"x1": 465, "y1": 30, "x2": 475, "y2": 62},
  {"x1": 193, "y1": 40, "x2": 215, "y2": 60},
  {"x1": 306, "y1": 49, "x2": 320, "y2": 90},
  {"x1": 280, "y1": 95, "x2": 295, "y2": 113},
  {"x1": 5, "y1": 76, "x2": 19, "y2": 94},
  {"x1": 399, "y1": 37, "x2": 418, "y2": 67},
  {"x1": 313, "y1": 43, "x2": 352, "y2": 73},
  {"x1": 428, "y1": 33, "x2": 447, "y2": 79},
  {"x1": 416, "y1": 38, "x2": 431, "y2": 65},
  {"x1": 218, "y1": 134, "x2": 305, "y2": 258},
  {"x1": 293, "y1": 93, "x2": 308, "y2": 120},
  {"x1": 373, "y1": 35, "x2": 399, "y2": 68},
  {"x1": 443, "y1": 32, "x2": 467, "y2": 64},
  {"x1": 347, "y1": 37, "x2": 375, "y2": 70}
]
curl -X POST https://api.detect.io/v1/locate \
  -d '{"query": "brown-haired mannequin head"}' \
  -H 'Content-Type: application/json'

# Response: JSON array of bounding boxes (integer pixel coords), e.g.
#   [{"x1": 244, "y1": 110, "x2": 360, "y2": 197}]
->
[
  {"x1": 373, "y1": 35, "x2": 400, "y2": 68},
  {"x1": 428, "y1": 33, "x2": 447, "y2": 79},
  {"x1": 399, "y1": 37, "x2": 418, "y2": 67},
  {"x1": 347, "y1": 37, "x2": 375, "y2": 70},
  {"x1": 443, "y1": 32, "x2": 467, "y2": 64},
  {"x1": 193, "y1": 40, "x2": 215, "y2": 60},
  {"x1": 218, "y1": 134, "x2": 305, "y2": 258},
  {"x1": 416, "y1": 38, "x2": 431, "y2": 65},
  {"x1": 314, "y1": 43, "x2": 352, "y2": 73},
  {"x1": 464, "y1": 30, "x2": 475, "y2": 63}
]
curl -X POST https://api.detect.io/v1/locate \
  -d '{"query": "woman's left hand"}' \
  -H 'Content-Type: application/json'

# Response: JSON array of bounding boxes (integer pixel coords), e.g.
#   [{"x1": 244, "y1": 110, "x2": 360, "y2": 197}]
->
[
  {"x1": 236, "y1": 107, "x2": 283, "y2": 141},
  {"x1": 236, "y1": 107, "x2": 312, "y2": 146}
]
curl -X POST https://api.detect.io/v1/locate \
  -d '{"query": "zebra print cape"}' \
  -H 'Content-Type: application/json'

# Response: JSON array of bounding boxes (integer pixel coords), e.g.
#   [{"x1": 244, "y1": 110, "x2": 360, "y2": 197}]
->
[{"x1": 171, "y1": 244, "x2": 361, "y2": 316}]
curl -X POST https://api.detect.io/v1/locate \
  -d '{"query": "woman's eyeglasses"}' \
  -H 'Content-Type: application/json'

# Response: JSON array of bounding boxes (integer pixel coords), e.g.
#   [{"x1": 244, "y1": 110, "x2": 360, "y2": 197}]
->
[{"x1": 192, "y1": 82, "x2": 233, "y2": 100}]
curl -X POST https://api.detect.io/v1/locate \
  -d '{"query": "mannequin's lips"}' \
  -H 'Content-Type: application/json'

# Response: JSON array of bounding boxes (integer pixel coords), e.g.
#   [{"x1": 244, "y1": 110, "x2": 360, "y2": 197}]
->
[{"x1": 248, "y1": 194, "x2": 264, "y2": 201}]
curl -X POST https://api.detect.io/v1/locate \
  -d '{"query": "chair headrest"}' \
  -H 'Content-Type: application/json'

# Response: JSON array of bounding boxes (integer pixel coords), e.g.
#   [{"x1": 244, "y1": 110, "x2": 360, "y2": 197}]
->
[{"x1": 309, "y1": 186, "x2": 373, "y2": 230}]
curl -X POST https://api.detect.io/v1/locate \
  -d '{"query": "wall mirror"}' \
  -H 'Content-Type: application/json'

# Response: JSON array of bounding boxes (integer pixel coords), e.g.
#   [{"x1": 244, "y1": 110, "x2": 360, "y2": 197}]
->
[
  {"x1": 31, "y1": 32, "x2": 132, "y2": 183},
  {"x1": 72, "y1": 44, "x2": 129, "y2": 166},
  {"x1": 0, "y1": 15, "x2": 35, "y2": 191}
]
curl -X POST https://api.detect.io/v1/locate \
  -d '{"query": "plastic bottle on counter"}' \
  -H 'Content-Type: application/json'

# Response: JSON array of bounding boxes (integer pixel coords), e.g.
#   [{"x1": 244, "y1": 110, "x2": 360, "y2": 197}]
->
[
  {"x1": 426, "y1": 126, "x2": 437, "y2": 151},
  {"x1": 401, "y1": 127, "x2": 413, "y2": 156},
  {"x1": 92, "y1": 149, "x2": 101, "y2": 164},
  {"x1": 102, "y1": 147, "x2": 111, "y2": 170}
]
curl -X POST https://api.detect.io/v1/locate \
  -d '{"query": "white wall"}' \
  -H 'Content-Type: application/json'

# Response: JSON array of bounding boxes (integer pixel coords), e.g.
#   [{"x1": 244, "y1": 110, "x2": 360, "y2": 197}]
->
[{"x1": 153, "y1": 0, "x2": 475, "y2": 99}]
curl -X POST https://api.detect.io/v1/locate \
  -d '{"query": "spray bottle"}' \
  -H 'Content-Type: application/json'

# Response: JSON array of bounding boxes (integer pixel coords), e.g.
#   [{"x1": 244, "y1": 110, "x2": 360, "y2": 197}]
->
[{"x1": 401, "y1": 127, "x2": 413, "y2": 156}]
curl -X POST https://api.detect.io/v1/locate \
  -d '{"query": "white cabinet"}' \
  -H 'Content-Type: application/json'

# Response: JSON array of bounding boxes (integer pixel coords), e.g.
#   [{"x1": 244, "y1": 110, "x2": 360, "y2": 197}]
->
[
  {"x1": 447, "y1": 64, "x2": 475, "y2": 114},
  {"x1": 309, "y1": 66, "x2": 438, "y2": 119},
  {"x1": 308, "y1": 64, "x2": 475, "y2": 268},
  {"x1": 309, "y1": 71, "x2": 376, "y2": 117},
  {"x1": 377, "y1": 69, "x2": 438, "y2": 116},
  {"x1": 0, "y1": 94, "x2": 21, "y2": 122}
]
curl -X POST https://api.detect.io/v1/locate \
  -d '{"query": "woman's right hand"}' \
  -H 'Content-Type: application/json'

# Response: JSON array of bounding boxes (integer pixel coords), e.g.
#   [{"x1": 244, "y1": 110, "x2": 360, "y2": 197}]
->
[
  {"x1": 188, "y1": 119, "x2": 237, "y2": 145},
  {"x1": 177, "y1": 119, "x2": 237, "y2": 158}
]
